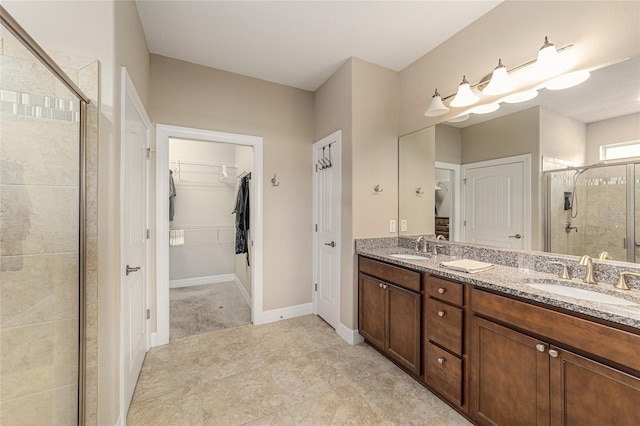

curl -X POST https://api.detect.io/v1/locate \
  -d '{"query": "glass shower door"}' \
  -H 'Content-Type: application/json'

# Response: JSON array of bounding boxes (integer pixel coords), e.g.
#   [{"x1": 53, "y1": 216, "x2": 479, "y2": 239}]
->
[{"x1": 0, "y1": 27, "x2": 80, "y2": 424}]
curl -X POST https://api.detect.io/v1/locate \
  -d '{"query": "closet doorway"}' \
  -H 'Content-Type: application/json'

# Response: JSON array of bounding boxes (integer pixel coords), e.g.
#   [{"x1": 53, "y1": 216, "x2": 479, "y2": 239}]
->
[{"x1": 155, "y1": 125, "x2": 264, "y2": 346}]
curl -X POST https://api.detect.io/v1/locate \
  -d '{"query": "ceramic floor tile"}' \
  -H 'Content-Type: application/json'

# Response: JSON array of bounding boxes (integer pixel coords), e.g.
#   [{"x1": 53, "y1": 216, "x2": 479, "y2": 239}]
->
[{"x1": 127, "y1": 385, "x2": 203, "y2": 426}]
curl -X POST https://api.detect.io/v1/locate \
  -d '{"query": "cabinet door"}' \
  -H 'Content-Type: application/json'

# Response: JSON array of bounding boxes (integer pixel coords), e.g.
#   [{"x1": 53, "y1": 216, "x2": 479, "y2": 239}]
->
[
  {"x1": 550, "y1": 346, "x2": 640, "y2": 426},
  {"x1": 470, "y1": 317, "x2": 550, "y2": 426},
  {"x1": 386, "y1": 283, "x2": 421, "y2": 375},
  {"x1": 358, "y1": 273, "x2": 385, "y2": 349}
]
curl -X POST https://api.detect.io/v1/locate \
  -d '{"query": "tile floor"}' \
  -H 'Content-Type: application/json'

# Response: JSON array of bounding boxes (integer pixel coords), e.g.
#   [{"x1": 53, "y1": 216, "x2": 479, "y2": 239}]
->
[
  {"x1": 127, "y1": 315, "x2": 472, "y2": 425},
  {"x1": 170, "y1": 282, "x2": 251, "y2": 340}
]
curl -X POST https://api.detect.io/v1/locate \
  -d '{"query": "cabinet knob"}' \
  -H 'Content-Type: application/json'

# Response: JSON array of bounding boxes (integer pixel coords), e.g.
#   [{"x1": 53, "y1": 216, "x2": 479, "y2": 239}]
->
[
  {"x1": 383, "y1": 284, "x2": 388, "y2": 289},
  {"x1": 379, "y1": 283, "x2": 383, "y2": 288},
  {"x1": 548, "y1": 349, "x2": 559, "y2": 358},
  {"x1": 437, "y1": 357, "x2": 445, "y2": 365},
  {"x1": 437, "y1": 310, "x2": 445, "y2": 317},
  {"x1": 438, "y1": 287, "x2": 445, "y2": 294},
  {"x1": 536, "y1": 344, "x2": 545, "y2": 353}
]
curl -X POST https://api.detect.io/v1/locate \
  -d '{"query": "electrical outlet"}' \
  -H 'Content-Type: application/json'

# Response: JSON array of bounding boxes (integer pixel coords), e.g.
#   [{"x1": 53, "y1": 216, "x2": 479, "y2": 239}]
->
[
  {"x1": 389, "y1": 220, "x2": 396, "y2": 233},
  {"x1": 400, "y1": 220, "x2": 407, "y2": 232}
]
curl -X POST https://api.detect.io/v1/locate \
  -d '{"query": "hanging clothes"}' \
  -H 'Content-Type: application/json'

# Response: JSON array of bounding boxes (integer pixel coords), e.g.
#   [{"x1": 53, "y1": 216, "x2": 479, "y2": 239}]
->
[
  {"x1": 232, "y1": 173, "x2": 251, "y2": 265},
  {"x1": 169, "y1": 169, "x2": 177, "y2": 221}
]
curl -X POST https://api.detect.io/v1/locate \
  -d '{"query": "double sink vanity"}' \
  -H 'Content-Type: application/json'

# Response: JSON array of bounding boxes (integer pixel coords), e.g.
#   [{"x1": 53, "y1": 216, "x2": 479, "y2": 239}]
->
[{"x1": 356, "y1": 237, "x2": 640, "y2": 425}]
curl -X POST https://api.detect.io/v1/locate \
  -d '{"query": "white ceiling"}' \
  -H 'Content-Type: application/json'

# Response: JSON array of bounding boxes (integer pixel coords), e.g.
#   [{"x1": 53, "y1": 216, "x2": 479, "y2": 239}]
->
[{"x1": 135, "y1": 0, "x2": 503, "y2": 91}]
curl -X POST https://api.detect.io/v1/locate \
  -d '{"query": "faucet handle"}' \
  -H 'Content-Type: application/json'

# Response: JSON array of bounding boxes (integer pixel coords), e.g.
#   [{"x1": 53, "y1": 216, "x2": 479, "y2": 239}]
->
[
  {"x1": 615, "y1": 272, "x2": 640, "y2": 290},
  {"x1": 549, "y1": 261, "x2": 571, "y2": 279}
]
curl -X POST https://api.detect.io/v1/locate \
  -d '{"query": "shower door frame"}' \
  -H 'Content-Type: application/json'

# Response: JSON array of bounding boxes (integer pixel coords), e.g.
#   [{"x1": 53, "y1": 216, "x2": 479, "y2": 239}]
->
[
  {"x1": 0, "y1": 5, "x2": 90, "y2": 424},
  {"x1": 544, "y1": 159, "x2": 639, "y2": 263}
]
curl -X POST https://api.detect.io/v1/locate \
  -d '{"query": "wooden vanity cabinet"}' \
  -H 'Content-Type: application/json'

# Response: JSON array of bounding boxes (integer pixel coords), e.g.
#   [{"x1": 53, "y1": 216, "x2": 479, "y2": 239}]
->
[
  {"x1": 358, "y1": 256, "x2": 422, "y2": 375},
  {"x1": 470, "y1": 288, "x2": 640, "y2": 426},
  {"x1": 423, "y1": 275, "x2": 468, "y2": 409}
]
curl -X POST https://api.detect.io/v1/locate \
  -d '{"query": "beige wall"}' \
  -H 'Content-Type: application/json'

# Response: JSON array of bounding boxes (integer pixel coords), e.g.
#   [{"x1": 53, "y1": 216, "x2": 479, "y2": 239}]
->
[
  {"x1": 314, "y1": 59, "x2": 354, "y2": 329},
  {"x1": 399, "y1": 1, "x2": 640, "y2": 136},
  {"x1": 435, "y1": 124, "x2": 462, "y2": 164},
  {"x1": 540, "y1": 107, "x2": 586, "y2": 166},
  {"x1": 586, "y1": 113, "x2": 640, "y2": 164},
  {"x1": 149, "y1": 55, "x2": 315, "y2": 312}
]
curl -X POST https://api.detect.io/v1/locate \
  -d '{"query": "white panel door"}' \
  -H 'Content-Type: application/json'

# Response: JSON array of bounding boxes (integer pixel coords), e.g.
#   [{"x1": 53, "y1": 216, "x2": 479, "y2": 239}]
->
[
  {"x1": 121, "y1": 68, "x2": 150, "y2": 412},
  {"x1": 463, "y1": 160, "x2": 526, "y2": 249},
  {"x1": 313, "y1": 132, "x2": 341, "y2": 330}
]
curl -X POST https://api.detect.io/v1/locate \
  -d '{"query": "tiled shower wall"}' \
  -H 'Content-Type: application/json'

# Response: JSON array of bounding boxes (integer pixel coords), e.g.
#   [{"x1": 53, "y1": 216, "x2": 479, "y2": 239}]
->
[
  {"x1": 0, "y1": 34, "x2": 99, "y2": 425},
  {"x1": 547, "y1": 165, "x2": 628, "y2": 261}
]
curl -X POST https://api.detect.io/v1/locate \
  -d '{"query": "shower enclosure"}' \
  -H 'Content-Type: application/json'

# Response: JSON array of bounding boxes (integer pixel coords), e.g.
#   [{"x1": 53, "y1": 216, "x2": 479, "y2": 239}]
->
[
  {"x1": 544, "y1": 160, "x2": 639, "y2": 263},
  {"x1": 1, "y1": 7, "x2": 88, "y2": 424}
]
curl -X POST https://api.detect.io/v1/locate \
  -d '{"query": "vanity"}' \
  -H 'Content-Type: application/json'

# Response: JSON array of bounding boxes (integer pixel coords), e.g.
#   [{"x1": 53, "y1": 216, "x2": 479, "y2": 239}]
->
[{"x1": 357, "y1": 240, "x2": 640, "y2": 425}]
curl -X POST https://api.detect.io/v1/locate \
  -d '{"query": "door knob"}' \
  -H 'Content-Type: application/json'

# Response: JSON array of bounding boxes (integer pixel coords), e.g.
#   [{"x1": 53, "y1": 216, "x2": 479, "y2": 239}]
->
[
  {"x1": 324, "y1": 241, "x2": 336, "y2": 247},
  {"x1": 508, "y1": 234, "x2": 522, "y2": 239},
  {"x1": 126, "y1": 265, "x2": 141, "y2": 276}
]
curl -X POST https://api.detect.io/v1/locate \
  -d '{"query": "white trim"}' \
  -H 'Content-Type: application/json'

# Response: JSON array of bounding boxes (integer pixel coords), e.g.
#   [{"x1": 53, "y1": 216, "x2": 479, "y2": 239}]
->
[
  {"x1": 337, "y1": 323, "x2": 364, "y2": 345},
  {"x1": 312, "y1": 131, "x2": 342, "y2": 330},
  {"x1": 156, "y1": 124, "x2": 264, "y2": 346},
  {"x1": 435, "y1": 161, "x2": 461, "y2": 242},
  {"x1": 233, "y1": 275, "x2": 252, "y2": 307},
  {"x1": 461, "y1": 154, "x2": 532, "y2": 250},
  {"x1": 170, "y1": 274, "x2": 235, "y2": 288},
  {"x1": 119, "y1": 67, "x2": 151, "y2": 424},
  {"x1": 115, "y1": 415, "x2": 123, "y2": 426},
  {"x1": 150, "y1": 332, "x2": 158, "y2": 348},
  {"x1": 260, "y1": 303, "x2": 314, "y2": 324}
]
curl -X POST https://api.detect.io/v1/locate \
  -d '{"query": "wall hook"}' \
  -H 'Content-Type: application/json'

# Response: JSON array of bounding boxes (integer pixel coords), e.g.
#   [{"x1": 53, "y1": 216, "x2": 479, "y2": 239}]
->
[
  {"x1": 416, "y1": 187, "x2": 424, "y2": 195},
  {"x1": 271, "y1": 174, "x2": 280, "y2": 187},
  {"x1": 374, "y1": 184, "x2": 383, "y2": 193}
]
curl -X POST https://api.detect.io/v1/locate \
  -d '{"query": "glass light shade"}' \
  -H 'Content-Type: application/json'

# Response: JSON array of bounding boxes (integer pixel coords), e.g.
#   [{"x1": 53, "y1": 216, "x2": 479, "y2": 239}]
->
[
  {"x1": 447, "y1": 114, "x2": 470, "y2": 123},
  {"x1": 528, "y1": 37, "x2": 566, "y2": 80},
  {"x1": 424, "y1": 89, "x2": 449, "y2": 117},
  {"x1": 469, "y1": 103, "x2": 500, "y2": 114},
  {"x1": 501, "y1": 90, "x2": 539, "y2": 104},
  {"x1": 450, "y1": 76, "x2": 478, "y2": 107},
  {"x1": 482, "y1": 60, "x2": 515, "y2": 95},
  {"x1": 544, "y1": 70, "x2": 590, "y2": 90}
]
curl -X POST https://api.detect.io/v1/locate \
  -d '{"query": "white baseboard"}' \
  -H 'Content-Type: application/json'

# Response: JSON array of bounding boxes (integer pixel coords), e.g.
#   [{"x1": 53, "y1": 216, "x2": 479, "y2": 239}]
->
[
  {"x1": 337, "y1": 322, "x2": 364, "y2": 345},
  {"x1": 257, "y1": 302, "x2": 313, "y2": 325},
  {"x1": 233, "y1": 275, "x2": 252, "y2": 306},
  {"x1": 170, "y1": 274, "x2": 235, "y2": 289}
]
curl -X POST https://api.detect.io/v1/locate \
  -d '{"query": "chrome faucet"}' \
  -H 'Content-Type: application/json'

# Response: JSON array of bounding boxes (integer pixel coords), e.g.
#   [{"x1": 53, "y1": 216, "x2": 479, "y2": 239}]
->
[
  {"x1": 415, "y1": 236, "x2": 428, "y2": 253},
  {"x1": 579, "y1": 255, "x2": 597, "y2": 284},
  {"x1": 549, "y1": 261, "x2": 571, "y2": 279},
  {"x1": 436, "y1": 234, "x2": 446, "y2": 241},
  {"x1": 598, "y1": 251, "x2": 612, "y2": 260}
]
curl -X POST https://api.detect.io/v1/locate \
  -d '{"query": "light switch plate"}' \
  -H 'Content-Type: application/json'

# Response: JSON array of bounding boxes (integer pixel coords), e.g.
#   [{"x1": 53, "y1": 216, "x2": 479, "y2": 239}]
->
[
  {"x1": 389, "y1": 220, "x2": 396, "y2": 233},
  {"x1": 400, "y1": 220, "x2": 407, "y2": 232}
]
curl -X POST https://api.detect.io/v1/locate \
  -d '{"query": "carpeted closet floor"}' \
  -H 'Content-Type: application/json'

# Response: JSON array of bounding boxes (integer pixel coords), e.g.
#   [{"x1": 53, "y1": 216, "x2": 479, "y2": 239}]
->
[{"x1": 170, "y1": 281, "x2": 251, "y2": 340}]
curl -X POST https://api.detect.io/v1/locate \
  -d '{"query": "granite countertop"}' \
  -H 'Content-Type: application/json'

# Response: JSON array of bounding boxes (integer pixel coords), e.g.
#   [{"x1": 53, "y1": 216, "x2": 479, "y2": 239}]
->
[{"x1": 357, "y1": 246, "x2": 640, "y2": 330}]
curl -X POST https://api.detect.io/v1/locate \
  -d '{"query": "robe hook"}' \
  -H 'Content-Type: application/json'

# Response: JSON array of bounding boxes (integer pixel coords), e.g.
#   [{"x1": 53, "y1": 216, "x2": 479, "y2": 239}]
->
[{"x1": 271, "y1": 174, "x2": 280, "y2": 187}]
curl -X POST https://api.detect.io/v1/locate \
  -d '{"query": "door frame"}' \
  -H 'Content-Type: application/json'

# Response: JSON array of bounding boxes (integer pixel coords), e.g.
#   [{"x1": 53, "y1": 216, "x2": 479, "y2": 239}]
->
[
  {"x1": 119, "y1": 67, "x2": 151, "y2": 420},
  {"x1": 155, "y1": 124, "x2": 264, "y2": 346},
  {"x1": 312, "y1": 130, "x2": 342, "y2": 329},
  {"x1": 435, "y1": 161, "x2": 461, "y2": 242},
  {"x1": 461, "y1": 154, "x2": 532, "y2": 250}
]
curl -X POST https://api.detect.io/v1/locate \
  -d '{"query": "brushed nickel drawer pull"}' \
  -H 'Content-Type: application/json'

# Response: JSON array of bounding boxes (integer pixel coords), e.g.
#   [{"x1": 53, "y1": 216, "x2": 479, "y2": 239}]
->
[
  {"x1": 536, "y1": 344, "x2": 545, "y2": 352},
  {"x1": 379, "y1": 283, "x2": 383, "y2": 288},
  {"x1": 438, "y1": 287, "x2": 445, "y2": 294},
  {"x1": 437, "y1": 357, "x2": 445, "y2": 364},
  {"x1": 437, "y1": 310, "x2": 445, "y2": 317},
  {"x1": 549, "y1": 349, "x2": 559, "y2": 358}
]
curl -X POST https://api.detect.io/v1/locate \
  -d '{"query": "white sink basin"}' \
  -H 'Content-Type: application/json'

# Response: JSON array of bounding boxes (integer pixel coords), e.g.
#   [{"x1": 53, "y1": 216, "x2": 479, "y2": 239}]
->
[
  {"x1": 526, "y1": 283, "x2": 638, "y2": 306},
  {"x1": 389, "y1": 253, "x2": 428, "y2": 260}
]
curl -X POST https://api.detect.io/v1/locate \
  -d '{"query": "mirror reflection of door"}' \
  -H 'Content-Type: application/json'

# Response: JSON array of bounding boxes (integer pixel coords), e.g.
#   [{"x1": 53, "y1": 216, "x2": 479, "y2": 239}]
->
[{"x1": 435, "y1": 168, "x2": 452, "y2": 240}]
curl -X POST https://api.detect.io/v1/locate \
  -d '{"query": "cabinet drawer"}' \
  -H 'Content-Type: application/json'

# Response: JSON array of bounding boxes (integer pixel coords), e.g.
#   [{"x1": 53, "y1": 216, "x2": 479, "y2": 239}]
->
[
  {"x1": 359, "y1": 256, "x2": 421, "y2": 293},
  {"x1": 425, "y1": 342, "x2": 462, "y2": 406},
  {"x1": 426, "y1": 298, "x2": 463, "y2": 355},
  {"x1": 425, "y1": 275, "x2": 463, "y2": 306}
]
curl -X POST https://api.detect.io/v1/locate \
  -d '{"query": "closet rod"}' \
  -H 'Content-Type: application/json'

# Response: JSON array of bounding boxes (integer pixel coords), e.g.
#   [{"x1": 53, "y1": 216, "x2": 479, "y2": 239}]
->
[
  {"x1": 238, "y1": 171, "x2": 251, "y2": 180},
  {"x1": 170, "y1": 159, "x2": 238, "y2": 169},
  {"x1": 175, "y1": 225, "x2": 235, "y2": 232}
]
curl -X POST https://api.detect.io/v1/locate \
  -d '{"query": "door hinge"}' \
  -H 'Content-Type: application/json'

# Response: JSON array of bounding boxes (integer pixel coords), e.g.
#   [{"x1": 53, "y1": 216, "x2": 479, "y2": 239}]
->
[
  {"x1": 463, "y1": 178, "x2": 467, "y2": 185},
  {"x1": 463, "y1": 220, "x2": 467, "y2": 227},
  {"x1": 146, "y1": 229, "x2": 150, "y2": 239},
  {"x1": 146, "y1": 147, "x2": 152, "y2": 159},
  {"x1": 146, "y1": 309, "x2": 150, "y2": 320},
  {"x1": 315, "y1": 283, "x2": 318, "y2": 291},
  {"x1": 315, "y1": 224, "x2": 318, "y2": 232}
]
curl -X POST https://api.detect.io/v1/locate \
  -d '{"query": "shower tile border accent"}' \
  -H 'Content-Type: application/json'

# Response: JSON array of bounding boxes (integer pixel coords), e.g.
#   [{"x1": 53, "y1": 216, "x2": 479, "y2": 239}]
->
[{"x1": 1, "y1": 89, "x2": 80, "y2": 122}]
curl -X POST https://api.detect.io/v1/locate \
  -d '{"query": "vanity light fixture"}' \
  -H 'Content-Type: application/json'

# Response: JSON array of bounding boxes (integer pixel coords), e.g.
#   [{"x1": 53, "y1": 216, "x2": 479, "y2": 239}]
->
[
  {"x1": 501, "y1": 89, "x2": 539, "y2": 104},
  {"x1": 482, "y1": 59, "x2": 515, "y2": 95},
  {"x1": 528, "y1": 36, "x2": 566, "y2": 80},
  {"x1": 424, "y1": 88, "x2": 449, "y2": 117},
  {"x1": 450, "y1": 75, "x2": 479, "y2": 107},
  {"x1": 469, "y1": 103, "x2": 500, "y2": 114},
  {"x1": 544, "y1": 70, "x2": 590, "y2": 90}
]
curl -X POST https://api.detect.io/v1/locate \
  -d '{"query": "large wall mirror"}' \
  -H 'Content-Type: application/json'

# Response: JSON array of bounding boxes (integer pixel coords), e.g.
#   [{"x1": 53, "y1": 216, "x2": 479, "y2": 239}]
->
[{"x1": 399, "y1": 53, "x2": 640, "y2": 262}]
